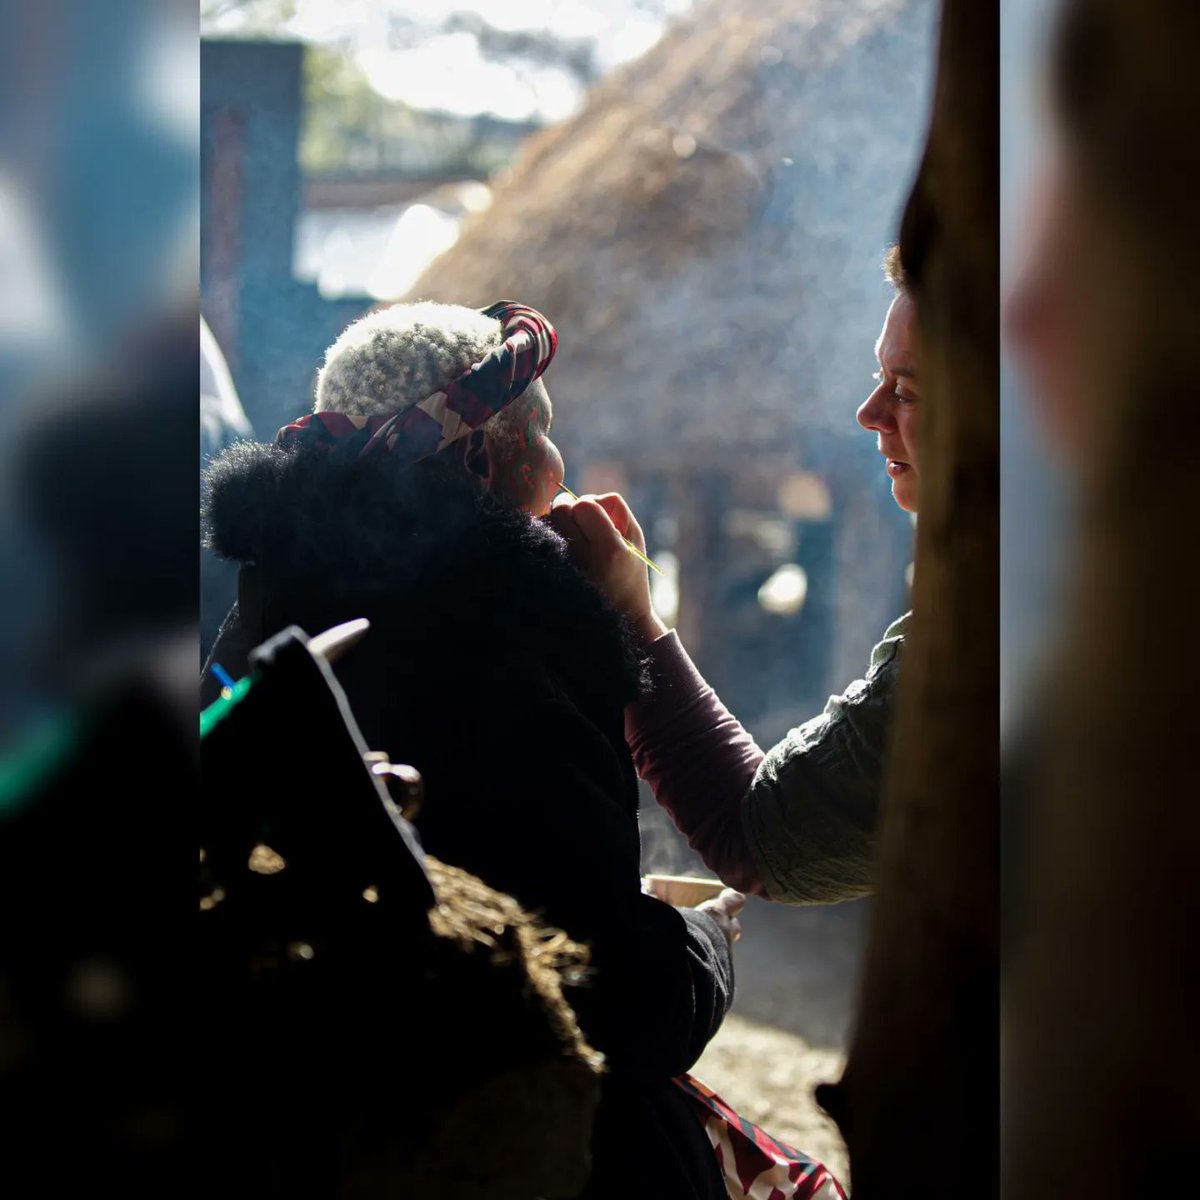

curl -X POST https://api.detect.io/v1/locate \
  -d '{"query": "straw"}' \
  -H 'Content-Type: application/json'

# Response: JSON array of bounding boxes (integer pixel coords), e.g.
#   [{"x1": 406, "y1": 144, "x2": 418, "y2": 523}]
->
[{"x1": 556, "y1": 483, "x2": 664, "y2": 574}]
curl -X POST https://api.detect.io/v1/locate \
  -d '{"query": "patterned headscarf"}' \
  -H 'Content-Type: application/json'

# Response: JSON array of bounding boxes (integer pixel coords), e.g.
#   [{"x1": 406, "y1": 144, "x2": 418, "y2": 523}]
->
[{"x1": 275, "y1": 301, "x2": 557, "y2": 464}]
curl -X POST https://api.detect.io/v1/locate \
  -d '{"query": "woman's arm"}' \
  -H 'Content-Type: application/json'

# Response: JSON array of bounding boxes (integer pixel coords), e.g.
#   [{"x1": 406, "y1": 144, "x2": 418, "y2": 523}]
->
[
  {"x1": 548, "y1": 495, "x2": 768, "y2": 892},
  {"x1": 625, "y1": 630, "x2": 769, "y2": 895},
  {"x1": 548, "y1": 493, "x2": 907, "y2": 907},
  {"x1": 626, "y1": 619, "x2": 906, "y2": 905},
  {"x1": 739, "y1": 615, "x2": 906, "y2": 903}
]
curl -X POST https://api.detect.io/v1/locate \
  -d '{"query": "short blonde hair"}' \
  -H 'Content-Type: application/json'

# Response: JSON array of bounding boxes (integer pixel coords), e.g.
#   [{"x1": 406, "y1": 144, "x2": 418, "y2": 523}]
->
[
  {"x1": 314, "y1": 300, "x2": 543, "y2": 452},
  {"x1": 883, "y1": 243, "x2": 908, "y2": 294}
]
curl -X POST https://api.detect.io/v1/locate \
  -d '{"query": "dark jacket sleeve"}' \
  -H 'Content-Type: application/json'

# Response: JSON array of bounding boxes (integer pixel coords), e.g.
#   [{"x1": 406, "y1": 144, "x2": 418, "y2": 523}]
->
[
  {"x1": 626, "y1": 631, "x2": 768, "y2": 894},
  {"x1": 422, "y1": 690, "x2": 735, "y2": 1081}
]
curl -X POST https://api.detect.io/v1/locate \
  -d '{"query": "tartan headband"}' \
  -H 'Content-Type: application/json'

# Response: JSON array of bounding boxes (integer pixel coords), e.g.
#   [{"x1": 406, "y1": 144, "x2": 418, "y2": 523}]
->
[{"x1": 275, "y1": 301, "x2": 557, "y2": 463}]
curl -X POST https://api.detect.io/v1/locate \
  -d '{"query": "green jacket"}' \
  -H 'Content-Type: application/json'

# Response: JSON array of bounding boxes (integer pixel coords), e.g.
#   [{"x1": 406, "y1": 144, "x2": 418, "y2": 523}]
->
[{"x1": 744, "y1": 613, "x2": 909, "y2": 903}]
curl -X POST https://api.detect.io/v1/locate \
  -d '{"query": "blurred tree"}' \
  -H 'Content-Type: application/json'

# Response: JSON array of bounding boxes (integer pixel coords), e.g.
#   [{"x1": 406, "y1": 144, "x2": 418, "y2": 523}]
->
[
  {"x1": 299, "y1": 46, "x2": 541, "y2": 176},
  {"x1": 202, "y1": 2, "x2": 609, "y2": 177},
  {"x1": 444, "y1": 12, "x2": 598, "y2": 85},
  {"x1": 301, "y1": 44, "x2": 393, "y2": 174},
  {"x1": 200, "y1": 0, "x2": 298, "y2": 32}
]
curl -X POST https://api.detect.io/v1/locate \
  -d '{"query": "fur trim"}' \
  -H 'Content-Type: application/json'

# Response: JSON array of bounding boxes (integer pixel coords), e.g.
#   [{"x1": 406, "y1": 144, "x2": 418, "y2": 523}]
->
[{"x1": 203, "y1": 442, "x2": 647, "y2": 709}]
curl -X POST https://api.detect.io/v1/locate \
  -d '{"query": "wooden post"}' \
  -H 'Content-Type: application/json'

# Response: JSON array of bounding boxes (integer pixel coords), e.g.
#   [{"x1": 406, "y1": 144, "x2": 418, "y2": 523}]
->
[{"x1": 818, "y1": 2, "x2": 999, "y2": 1195}]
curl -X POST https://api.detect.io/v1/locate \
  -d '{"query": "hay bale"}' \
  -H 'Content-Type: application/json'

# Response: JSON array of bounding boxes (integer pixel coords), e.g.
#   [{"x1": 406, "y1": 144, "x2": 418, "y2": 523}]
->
[
  {"x1": 197, "y1": 853, "x2": 603, "y2": 1197},
  {"x1": 337, "y1": 857, "x2": 603, "y2": 1199},
  {"x1": 423, "y1": 854, "x2": 600, "y2": 1078}
]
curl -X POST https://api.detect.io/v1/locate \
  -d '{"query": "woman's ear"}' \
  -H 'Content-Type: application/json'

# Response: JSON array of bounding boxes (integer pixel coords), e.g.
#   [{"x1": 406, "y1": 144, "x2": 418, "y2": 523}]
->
[{"x1": 463, "y1": 429, "x2": 491, "y2": 482}]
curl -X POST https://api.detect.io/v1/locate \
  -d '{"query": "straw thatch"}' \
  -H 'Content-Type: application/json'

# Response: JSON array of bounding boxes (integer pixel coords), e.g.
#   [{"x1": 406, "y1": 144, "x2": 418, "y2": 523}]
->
[{"x1": 406, "y1": 0, "x2": 936, "y2": 465}]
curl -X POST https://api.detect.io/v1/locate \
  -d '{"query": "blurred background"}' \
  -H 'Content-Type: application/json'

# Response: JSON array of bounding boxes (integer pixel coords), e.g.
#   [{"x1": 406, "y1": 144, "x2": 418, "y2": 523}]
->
[
  {"x1": 0, "y1": 3, "x2": 197, "y2": 1187},
  {"x1": 1000, "y1": 0, "x2": 1066, "y2": 743},
  {"x1": 201, "y1": 0, "x2": 938, "y2": 1177},
  {"x1": 0, "y1": 0, "x2": 197, "y2": 734}
]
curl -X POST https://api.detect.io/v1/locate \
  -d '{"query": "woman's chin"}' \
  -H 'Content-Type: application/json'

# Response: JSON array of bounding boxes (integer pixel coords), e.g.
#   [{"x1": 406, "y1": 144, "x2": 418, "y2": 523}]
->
[{"x1": 891, "y1": 474, "x2": 919, "y2": 513}]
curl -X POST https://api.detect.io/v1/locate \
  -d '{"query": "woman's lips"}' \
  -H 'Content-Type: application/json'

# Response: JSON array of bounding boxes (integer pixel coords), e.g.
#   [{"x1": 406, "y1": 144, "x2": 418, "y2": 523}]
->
[{"x1": 886, "y1": 459, "x2": 911, "y2": 476}]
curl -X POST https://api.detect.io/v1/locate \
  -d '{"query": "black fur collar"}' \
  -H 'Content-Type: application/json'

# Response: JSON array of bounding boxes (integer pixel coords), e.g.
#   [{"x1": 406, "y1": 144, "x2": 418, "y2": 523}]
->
[{"x1": 203, "y1": 442, "x2": 646, "y2": 715}]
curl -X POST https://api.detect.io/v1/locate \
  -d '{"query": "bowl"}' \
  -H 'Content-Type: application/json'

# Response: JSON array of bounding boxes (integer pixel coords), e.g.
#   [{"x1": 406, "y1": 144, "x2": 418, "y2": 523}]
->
[{"x1": 641, "y1": 874, "x2": 726, "y2": 908}]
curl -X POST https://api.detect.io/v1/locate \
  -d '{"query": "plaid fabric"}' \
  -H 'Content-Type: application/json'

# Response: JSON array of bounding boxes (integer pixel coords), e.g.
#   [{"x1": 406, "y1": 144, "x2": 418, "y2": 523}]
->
[
  {"x1": 276, "y1": 300, "x2": 557, "y2": 463},
  {"x1": 674, "y1": 1075, "x2": 848, "y2": 1200}
]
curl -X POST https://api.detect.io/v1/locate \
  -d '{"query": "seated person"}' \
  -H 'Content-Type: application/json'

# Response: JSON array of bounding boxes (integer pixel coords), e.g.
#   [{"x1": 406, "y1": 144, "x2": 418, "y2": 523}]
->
[{"x1": 201, "y1": 300, "x2": 739, "y2": 1199}]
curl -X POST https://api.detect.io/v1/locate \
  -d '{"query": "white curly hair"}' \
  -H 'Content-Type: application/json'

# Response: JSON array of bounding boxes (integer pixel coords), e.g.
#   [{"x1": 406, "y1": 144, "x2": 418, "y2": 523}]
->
[{"x1": 314, "y1": 300, "x2": 540, "y2": 450}]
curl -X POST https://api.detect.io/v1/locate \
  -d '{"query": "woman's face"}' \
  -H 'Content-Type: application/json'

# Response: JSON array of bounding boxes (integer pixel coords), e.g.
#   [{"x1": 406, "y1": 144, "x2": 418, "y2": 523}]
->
[
  {"x1": 484, "y1": 384, "x2": 564, "y2": 516},
  {"x1": 1005, "y1": 154, "x2": 1098, "y2": 463}
]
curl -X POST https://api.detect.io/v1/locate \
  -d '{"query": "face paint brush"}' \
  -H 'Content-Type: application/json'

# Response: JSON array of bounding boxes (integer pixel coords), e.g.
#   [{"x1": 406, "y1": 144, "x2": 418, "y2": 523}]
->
[{"x1": 556, "y1": 482, "x2": 664, "y2": 574}]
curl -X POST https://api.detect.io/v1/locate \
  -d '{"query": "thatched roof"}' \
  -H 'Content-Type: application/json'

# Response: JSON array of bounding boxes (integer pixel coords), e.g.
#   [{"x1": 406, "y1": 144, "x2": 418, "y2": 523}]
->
[{"x1": 405, "y1": 0, "x2": 936, "y2": 466}]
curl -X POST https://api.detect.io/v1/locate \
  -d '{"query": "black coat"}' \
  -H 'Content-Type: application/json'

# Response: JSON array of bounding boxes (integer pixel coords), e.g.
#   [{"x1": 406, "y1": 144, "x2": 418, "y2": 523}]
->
[{"x1": 202, "y1": 443, "x2": 733, "y2": 1198}]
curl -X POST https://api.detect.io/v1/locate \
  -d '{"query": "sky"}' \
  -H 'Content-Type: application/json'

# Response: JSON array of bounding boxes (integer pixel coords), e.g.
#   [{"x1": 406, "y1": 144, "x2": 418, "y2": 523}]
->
[{"x1": 203, "y1": 0, "x2": 695, "y2": 122}]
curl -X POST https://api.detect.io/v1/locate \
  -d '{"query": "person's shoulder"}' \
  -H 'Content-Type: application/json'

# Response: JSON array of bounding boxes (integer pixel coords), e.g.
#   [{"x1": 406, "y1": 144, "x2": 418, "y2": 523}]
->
[{"x1": 868, "y1": 610, "x2": 911, "y2": 675}]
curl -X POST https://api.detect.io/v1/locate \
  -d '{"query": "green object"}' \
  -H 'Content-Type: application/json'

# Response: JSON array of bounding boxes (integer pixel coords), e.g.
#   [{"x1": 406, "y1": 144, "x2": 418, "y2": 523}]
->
[
  {"x1": 200, "y1": 674, "x2": 255, "y2": 740},
  {"x1": 0, "y1": 709, "x2": 82, "y2": 819}
]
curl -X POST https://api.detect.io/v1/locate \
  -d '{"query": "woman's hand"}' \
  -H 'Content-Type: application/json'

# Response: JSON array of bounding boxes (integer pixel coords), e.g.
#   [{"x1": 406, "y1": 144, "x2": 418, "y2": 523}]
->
[
  {"x1": 696, "y1": 888, "x2": 746, "y2": 948},
  {"x1": 547, "y1": 492, "x2": 669, "y2": 642}
]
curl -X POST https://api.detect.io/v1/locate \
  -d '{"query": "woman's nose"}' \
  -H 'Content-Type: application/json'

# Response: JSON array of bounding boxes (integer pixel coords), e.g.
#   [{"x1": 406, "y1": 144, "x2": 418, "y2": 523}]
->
[{"x1": 857, "y1": 385, "x2": 895, "y2": 433}]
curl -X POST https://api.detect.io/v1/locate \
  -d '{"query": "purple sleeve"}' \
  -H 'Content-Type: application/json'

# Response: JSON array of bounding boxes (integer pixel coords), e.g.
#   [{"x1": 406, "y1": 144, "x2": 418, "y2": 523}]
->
[{"x1": 625, "y1": 630, "x2": 768, "y2": 895}]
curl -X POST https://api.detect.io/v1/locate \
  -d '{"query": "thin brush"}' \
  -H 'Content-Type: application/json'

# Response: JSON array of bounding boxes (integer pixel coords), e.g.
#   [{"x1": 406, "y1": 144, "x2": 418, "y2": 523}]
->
[{"x1": 556, "y1": 482, "x2": 664, "y2": 574}]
